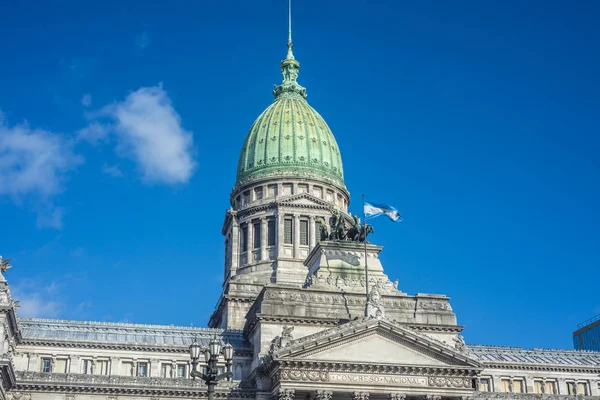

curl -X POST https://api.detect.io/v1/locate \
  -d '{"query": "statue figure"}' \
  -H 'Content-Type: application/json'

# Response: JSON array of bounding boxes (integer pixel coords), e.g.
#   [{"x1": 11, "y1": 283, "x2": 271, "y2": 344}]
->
[
  {"x1": 315, "y1": 217, "x2": 329, "y2": 241},
  {"x1": 366, "y1": 287, "x2": 385, "y2": 319},
  {"x1": 328, "y1": 209, "x2": 346, "y2": 241},
  {"x1": 453, "y1": 335, "x2": 466, "y2": 353},
  {"x1": 269, "y1": 325, "x2": 295, "y2": 352},
  {"x1": 282, "y1": 64, "x2": 299, "y2": 84},
  {"x1": 0, "y1": 256, "x2": 12, "y2": 273}
]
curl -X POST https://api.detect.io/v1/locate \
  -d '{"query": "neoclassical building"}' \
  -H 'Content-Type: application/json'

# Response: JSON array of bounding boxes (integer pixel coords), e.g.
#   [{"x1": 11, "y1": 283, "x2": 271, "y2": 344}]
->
[{"x1": 0, "y1": 29, "x2": 598, "y2": 400}]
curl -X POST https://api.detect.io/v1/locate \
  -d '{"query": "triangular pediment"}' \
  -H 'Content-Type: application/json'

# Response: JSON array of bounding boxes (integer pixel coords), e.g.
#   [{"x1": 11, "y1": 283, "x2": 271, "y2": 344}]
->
[
  {"x1": 277, "y1": 193, "x2": 334, "y2": 208},
  {"x1": 274, "y1": 318, "x2": 482, "y2": 368}
]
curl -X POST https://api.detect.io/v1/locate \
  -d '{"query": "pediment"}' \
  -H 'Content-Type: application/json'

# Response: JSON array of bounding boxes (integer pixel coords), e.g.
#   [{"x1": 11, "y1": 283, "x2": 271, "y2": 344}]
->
[
  {"x1": 277, "y1": 193, "x2": 333, "y2": 208},
  {"x1": 274, "y1": 318, "x2": 482, "y2": 368}
]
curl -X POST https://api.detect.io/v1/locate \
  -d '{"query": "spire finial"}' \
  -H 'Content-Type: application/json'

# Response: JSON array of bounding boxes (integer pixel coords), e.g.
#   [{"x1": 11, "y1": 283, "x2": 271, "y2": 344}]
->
[{"x1": 286, "y1": 0, "x2": 294, "y2": 60}]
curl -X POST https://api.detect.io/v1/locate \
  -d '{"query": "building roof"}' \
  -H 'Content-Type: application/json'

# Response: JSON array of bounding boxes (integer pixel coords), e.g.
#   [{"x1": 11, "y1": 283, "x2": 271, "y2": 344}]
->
[
  {"x1": 235, "y1": 44, "x2": 345, "y2": 188},
  {"x1": 468, "y1": 344, "x2": 600, "y2": 367},
  {"x1": 18, "y1": 318, "x2": 249, "y2": 349}
]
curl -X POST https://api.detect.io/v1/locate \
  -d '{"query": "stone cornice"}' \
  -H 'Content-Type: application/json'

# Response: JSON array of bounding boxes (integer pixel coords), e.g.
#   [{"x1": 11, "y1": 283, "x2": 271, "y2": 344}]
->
[
  {"x1": 14, "y1": 371, "x2": 255, "y2": 398},
  {"x1": 17, "y1": 338, "x2": 253, "y2": 356},
  {"x1": 276, "y1": 360, "x2": 479, "y2": 377},
  {"x1": 480, "y1": 362, "x2": 600, "y2": 374}
]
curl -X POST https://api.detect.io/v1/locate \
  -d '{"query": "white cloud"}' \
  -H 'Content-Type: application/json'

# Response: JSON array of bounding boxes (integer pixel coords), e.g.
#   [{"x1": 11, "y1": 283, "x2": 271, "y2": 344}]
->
[
  {"x1": 81, "y1": 93, "x2": 92, "y2": 107},
  {"x1": 82, "y1": 84, "x2": 196, "y2": 184},
  {"x1": 77, "y1": 121, "x2": 109, "y2": 144},
  {"x1": 0, "y1": 115, "x2": 83, "y2": 228},
  {"x1": 11, "y1": 280, "x2": 63, "y2": 318}
]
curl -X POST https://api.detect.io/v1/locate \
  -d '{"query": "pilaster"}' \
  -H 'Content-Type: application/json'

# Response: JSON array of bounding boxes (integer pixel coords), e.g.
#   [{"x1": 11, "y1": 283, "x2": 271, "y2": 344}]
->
[
  {"x1": 309, "y1": 215, "x2": 316, "y2": 249},
  {"x1": 261, "y1": 217, "x2": 268, "y2": 261}
]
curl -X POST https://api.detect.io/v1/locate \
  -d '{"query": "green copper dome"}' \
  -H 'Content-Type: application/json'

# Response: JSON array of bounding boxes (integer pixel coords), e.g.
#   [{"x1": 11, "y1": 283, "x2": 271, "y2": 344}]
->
[{"x1": 236, "y1": 44, "x2": 344, "y2": 187}]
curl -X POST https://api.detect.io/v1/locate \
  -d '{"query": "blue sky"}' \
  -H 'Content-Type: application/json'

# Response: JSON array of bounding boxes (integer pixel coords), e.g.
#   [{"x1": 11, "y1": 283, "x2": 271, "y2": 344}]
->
[{"x1": 1, "y1": 0, "x2": 599, "y2": 349}]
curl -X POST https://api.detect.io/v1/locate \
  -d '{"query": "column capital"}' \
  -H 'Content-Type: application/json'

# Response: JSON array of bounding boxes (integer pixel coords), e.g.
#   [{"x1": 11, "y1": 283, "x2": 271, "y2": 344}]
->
[
  {"x1": 426, "y1": 396, "x2": 441, "y2": 400},
  {"x1": 315, "y1": 390, "x2": 333, "y2": 400},
  {"x1": 352, "y1": 392, "x2": 369, "y2": 400},
  {"x1": 389, "y1": 394, "x2": 406, "y2": 400},
  {"x1": 276, "y1": 388, "x2": 295, "y2": 400}
]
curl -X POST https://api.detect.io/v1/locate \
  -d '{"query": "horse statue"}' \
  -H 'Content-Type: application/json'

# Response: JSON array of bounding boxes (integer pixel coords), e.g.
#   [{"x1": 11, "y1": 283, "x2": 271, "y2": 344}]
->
[
  {"x1": 328, "y1": 209, "x2": 346, "y2": 241},
  {"x1": 345, "y1": 214, "x2": 374, "y2": 242}
]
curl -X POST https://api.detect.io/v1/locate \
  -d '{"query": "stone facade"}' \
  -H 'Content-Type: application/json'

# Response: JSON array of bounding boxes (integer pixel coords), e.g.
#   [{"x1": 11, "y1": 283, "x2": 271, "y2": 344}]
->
[{"x1": 1, "y1": 23, "x2": 599, "y2": 400}]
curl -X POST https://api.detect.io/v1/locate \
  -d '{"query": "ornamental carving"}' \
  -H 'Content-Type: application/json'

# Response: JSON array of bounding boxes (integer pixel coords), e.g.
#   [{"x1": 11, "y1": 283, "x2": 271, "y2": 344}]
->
[
  {"x1": 315, "y1": 390, "x2": 333, "y2": 400},
  {"x1": 8, "y1": 393, "x2": 31, "y2": 400},
  {"x1": 281, "y1": 369, "x2": 329, "y2": 382},
  {"x1": 277, "y1": 388, "x2": 295, "y2": 400},
  {"x1": 390, "y1": 394, "x2": 406, "y2": 400},
  {"x1": 428, "y1": 376, "x2": 471, "y2": 388},
  {"x1": 352, "y1": 392, "x2": 370, "y2": 400}
]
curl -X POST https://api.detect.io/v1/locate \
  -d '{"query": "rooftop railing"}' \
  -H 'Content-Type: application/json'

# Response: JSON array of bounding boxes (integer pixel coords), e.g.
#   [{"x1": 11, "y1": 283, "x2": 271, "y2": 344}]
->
[{"x1": 577, "y1": 314, "x2": 600, "y2": 329}]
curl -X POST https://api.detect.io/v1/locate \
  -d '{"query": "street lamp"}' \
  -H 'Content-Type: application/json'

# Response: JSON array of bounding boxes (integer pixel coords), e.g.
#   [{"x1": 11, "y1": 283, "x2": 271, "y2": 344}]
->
[{"x1": 189, "y1": 336, "x2": 234, "y2": 400}]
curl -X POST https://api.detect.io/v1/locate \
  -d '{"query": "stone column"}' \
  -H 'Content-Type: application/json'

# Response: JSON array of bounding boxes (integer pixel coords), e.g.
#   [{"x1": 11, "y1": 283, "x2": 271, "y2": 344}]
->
[
  {"x1": 352, "y1": 392, "x2": 369, "y2": 400},
  {"x1": 277, "y1": 213, "x2": 285, "y2": 255},
  {"x1": 261, "y1": 217, "x2": 268, "y2": 261},
  {"x1": 309, "y1": 215, "x2": 316, "y2": 249},
  {"x1": 293, "y1": 214, "x2": 300, "y2": 258},
  {"x1": 231, "y1": 217, "x2": 240, "y2": 273},
  {"x1": 276, "y1": 388, "x2": 295, "y2": 400},
  {"x1": 247, "y1": 220, "x2": 254, "y2": 263}
]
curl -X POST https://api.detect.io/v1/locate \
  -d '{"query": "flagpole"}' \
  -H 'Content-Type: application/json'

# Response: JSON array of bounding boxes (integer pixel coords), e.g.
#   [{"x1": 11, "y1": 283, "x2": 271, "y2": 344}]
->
[{"x1": 363, "y1": 194, "x2": 369, "y2": 317}]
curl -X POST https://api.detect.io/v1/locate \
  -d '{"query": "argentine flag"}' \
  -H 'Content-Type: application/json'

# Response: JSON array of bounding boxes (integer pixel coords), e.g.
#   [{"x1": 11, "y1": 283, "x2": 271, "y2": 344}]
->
[{"x1": 364, "y1": 201, "x2": 403, "y2": 222}]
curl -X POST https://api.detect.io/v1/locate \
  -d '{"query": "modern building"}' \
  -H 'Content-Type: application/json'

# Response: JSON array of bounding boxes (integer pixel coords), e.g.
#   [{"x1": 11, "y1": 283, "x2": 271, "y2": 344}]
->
[
  {"x1": 574, "y1": 315, "x2": 600, "y2": 351},
  {"x1": 0, "y1": 16, "x2": 599, "y2": 400}
]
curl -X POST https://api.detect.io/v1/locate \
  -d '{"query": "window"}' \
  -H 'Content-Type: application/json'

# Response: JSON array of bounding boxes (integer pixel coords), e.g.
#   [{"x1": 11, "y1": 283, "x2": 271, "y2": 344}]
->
[
  {"x1": 254, "y1": 187, "x2": 263, "y2": 200},
  {"x1": 267, "y1": 219, "x2": 276, "y2": 246},
  {"x1": 534, "y1": 381, "x2": 543, "y2": 394},
  {"x1": 41, "y1": 358, "x2": 52, "y2": 373},
  {"x1": 55, "y1": 358, "x2": 67, "y2": 373},
  {"x1": 138, "y1": 362, "x2": 148, "y2": 377},
  {"x1": 313, "y1": 186, "x2": 322, "y2": 198},
  {"x1": 240, "y1": 225, "x2": 248, "y2": 252},
  {"x1": 501, "y1": 379, "x2": 523, "y2": 393},
  {"x1": 568, "y1": 382, "x2": 577, "y2": 395},
  {"x1": 545, "y1": 381, "x2": 556, "y2": 394},
  {"x1": 121, "y1": 361, "x2": 134, "y2": 376},
  {"x1": 243, "y1": 191, "x2": 250, "y2": 205},
  {"x1": 283, "y1": 184, "x2": 293, "y2": 195},
  {"x1": 284, "y1": 218, "x2": 293, "y2": 244},
  {"x1": 268, "y1": 184, "x2": 277, "y2": 198},
  {"x1": 326, "y1": 190, "x2": 333, "y2": 201},
  {"x1": 96, "y1": 360, "x2": 109, "y2": 375},
  {"x1": 298, "y1": 184, "x2": 308, "y2": 193},
  {"x1": 253, "y1": 222, "x2": 261, "y2": 249},
  {"x1": 479, "y1": 378, "x2": 491, "y2": 392},
  {"x1": 176, "y1": 364, "x2": 186, "y2": 378},
  {"x1": 161, "y1": 363, "x2": 173, "y2": 378},
  {"x1": 299, "y1": 219, "x2": 309, "y2": 245},
  {"x1": 83, "y1": 359, "x2": 90, "y2": 374}
]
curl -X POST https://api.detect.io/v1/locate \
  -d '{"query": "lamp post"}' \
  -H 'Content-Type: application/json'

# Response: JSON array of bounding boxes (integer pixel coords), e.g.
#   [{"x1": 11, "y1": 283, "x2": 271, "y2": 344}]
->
[{"x1": 189, "y1": 336, "x2": 234, "y2": 400}]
